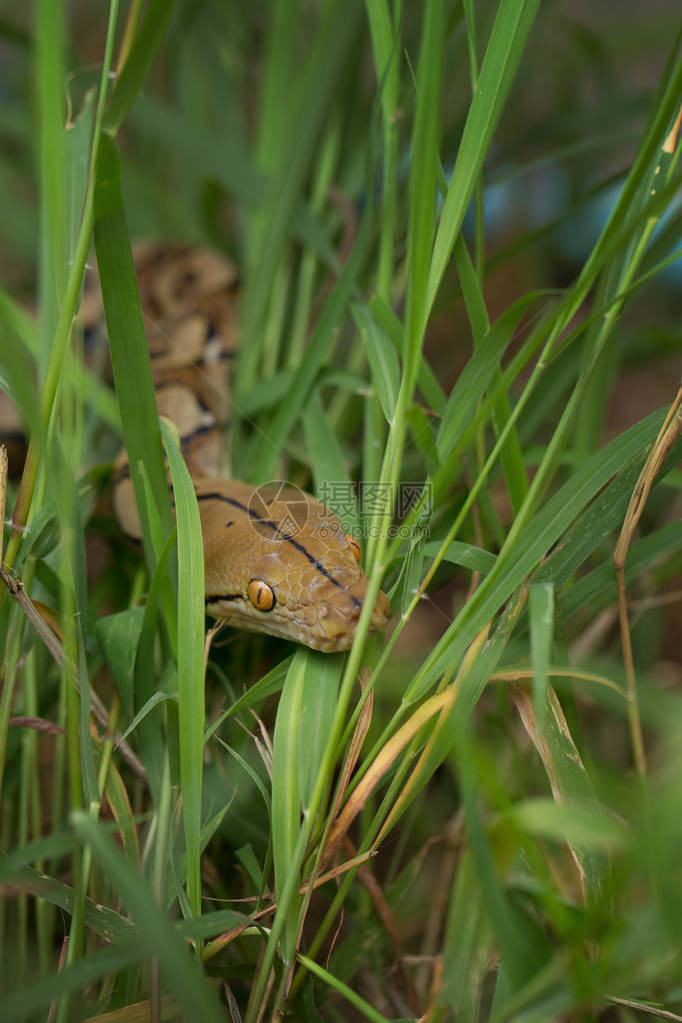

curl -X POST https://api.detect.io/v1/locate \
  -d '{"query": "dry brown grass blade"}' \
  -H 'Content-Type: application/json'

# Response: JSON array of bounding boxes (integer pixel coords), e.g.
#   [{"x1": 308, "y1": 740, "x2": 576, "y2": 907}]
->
[
  {"x1": 82, "y1": 992, "x2": 181, "y2": 1021},
  {"x1": 0, "y1": 563, "x2": 68, "y2": 670},
  {"x1": 8, "y1": 716, "x2": 66, "y2": 735},
  {"x1": 606, "y1": 996, "x2": 682, "y2": 1021},
  {"x1": 416, "y1": 813, "x2": 463, "y2": 1002},
  {"x1": 329, "y1": 667, "x2": 374, "y2": 823},
  {"x1": 613, "y1": 384, "x2": 682, "y2": 776},
  {"x1": 491, "y1": 666, "x2": 626, "y2": 696},
  {"x1": 372, "y1": 624, "x2": 489, "y2": 852},
  {"x1": 318, "y1": 625, "x2": 490, "y2": 875},
  {"x1": 322, "y1": 688, "x2": 455, "y2": 870}
]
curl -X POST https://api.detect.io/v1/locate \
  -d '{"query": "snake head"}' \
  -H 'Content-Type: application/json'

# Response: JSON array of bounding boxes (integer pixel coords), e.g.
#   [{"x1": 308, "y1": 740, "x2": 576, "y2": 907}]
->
[{"x1": 199, "y1": 480, "x2": 391, "y2": 652}]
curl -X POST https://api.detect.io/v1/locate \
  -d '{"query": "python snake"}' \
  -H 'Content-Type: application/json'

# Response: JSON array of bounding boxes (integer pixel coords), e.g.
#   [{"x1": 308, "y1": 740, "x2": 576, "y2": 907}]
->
[{"x1": 83, "y1": 243, "x2": 391, "y2": 652}]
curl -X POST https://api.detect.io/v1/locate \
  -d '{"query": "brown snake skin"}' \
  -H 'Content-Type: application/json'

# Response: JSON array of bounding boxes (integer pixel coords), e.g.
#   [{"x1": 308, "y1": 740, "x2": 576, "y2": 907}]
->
[{"x1": 89, "y1": 243, "x2": 391, "y2": 652}]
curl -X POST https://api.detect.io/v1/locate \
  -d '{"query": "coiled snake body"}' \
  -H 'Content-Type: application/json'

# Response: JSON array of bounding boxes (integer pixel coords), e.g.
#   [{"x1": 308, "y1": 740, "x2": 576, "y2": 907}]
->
[{"x1": 89, "y1": 243, "x2": 390, "y2": 652}]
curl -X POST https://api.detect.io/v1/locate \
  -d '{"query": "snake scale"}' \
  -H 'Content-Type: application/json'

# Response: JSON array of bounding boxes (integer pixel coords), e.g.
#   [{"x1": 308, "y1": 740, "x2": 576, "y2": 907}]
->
[{"x1": 83, "y1": 243, "x2": 391, "y2": 652}]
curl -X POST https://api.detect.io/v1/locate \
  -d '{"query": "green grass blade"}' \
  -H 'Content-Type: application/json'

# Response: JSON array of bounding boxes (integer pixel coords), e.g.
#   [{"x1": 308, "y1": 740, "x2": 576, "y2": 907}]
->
[
  {"x1": 435, "y1": 293, "x2": 542, "y2": 461},
  {"x1": 94, "y1": 134, "x2": 174, "y2": 567},
  {"x1": 71, "y1": 811, "x2": 225, "y2": 1022},
  {"x1": 162, "y1": 420, "x2": 206, "y2": 922},
  {"x1": 560, "y1": 518, "x2": 682, "y2": 622},
  {"x1": 453, "y1": 232, "x2": 528, "y2": 511},
  {"x1": 512, "y1": 686, "x2": 612, "y2": 904},
  {"x1": 529, "y1": 582, "x2": 554, "y2": 732},
  {"x1": 95, "y1": 608, "x2": 145, "y2": 718},
  {"x1": 439, "y1": 851, "x2": 492, "y2": 1017},
  {"x1": 248, "y1": 191, "x2": 373, "y2": 483},
  {"x1": 403, "y1": 0, "x2": 443, "y2": 377},
  {"x1": 426, "y1": 0, "x2": 542, "y2": 319},
  {"x1": 365, "y1": 0, "x2": 402, "y2": 300},
  {"x1": 0, "y1": 938, "x2": 147, "y2": 1022},
  {"x1": 296, "y1": 953, "x2": 392, "y2": 1023},
  {"x1": 368, "y1": 294, "x2": 447, "y2": 413},
  {"x1": 238, "y1": 0, "x2": 364, "y2": 393},
  {"x1": 508, "y1": 798, "x2": 625, "y2": 854},
  {"x1": 103, "y1": 0, "x2": 181, "y2": 134},
  {"x1": 303, "y1": 390, "x2": 359, "y2": 540},
  {"x1": 457, "y1": 721, "x2": 550, "y2": 994},
  {"x1": 414, "y1": 411, "x2": 664, "y2": 698},
  {"x1": 35, "y1": 0, "x2": 67, "y2": 358},
  {"x1": 271, "y1": 648, "x2": 306, "y2": 960},
  {"x1": 352, "y1": 302, "x2": 400, "y2": 424}
]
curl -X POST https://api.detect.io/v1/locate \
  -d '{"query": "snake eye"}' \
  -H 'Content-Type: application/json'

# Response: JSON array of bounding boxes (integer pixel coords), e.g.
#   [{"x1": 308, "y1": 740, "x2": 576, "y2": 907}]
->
[
  {"x1": 247, "y1": 579, "x2": 275, "y2": 612},
  {"x1": 345, "y1": 535, "x2": 362, "y2": 563}
]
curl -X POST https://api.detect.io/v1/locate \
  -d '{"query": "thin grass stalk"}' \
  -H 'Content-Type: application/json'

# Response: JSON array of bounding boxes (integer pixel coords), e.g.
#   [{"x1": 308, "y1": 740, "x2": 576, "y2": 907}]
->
[
  {"x1": 17, "y1": 687, "x2": 32, "y2": 989},
  {"x1": 26, "y1": 651, "x2": 51, "y2": 977},
  {"x1": 0, "y1": 796, "x2": 8, "y2": 989},
  {"x1": 364, "y1": 0, "x2": 402, "y2": 514},
  {"x1": 287, "y1": 113, "x2": 342, "y2": 368},
  {"x1": 3, "y1": 0, "x2": 120, "y2": 576},
  {"x1": 246, "y1": 0, "x2": 298, "y2": 384},
  {"x1": 78, "y1": 694, "x2": 120, "y2": 906},
  {"x1": 151, "y1": 751, "x2": 173, "y2": 1013},
  {"x1": 424, "y1": 0, "x2": 543, "y2": 328},
  {"x1": 461, "y1": 0, "x2": 485, "y2": 283},
  {"x1": 366, "y1": 0, "x2": 402, "y2": 302},
  {"x1": 451, "y1": 228, "x2": 528, "y2": 512},
  {"x1": 0, "y1": 569, "x2": 36, "y2": 800},
  {"x1": 297, "y1": 953, "x2": 392, "y2": 1023},
  {"x1": 56, "y1": 373, "x2": 92, "y2": 1019},
  {"x1": 162, "y1": 421, "x2": 206, "y2": 928},
  {"x1": 35, "y1": 0, "x2": 67, "y2": 369},
  {"x1": 613, "y1": 386, "x2": 682, "y2": 775},
  {"x1": 116, "y1": 0, "x2": 144, "y2": 71},
  {"x1": 10, "y1": 4, "x2": 119, "y2": 1015},
  {"x1": 304, "y1": 0, "x2": 441, "y2": 871}
]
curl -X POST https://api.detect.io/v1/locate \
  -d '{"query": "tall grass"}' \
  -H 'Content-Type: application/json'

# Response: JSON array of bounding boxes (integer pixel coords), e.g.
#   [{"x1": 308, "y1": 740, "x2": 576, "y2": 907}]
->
[{"x1": 1, "y1": 1, "x2": 682, "y2": 1021}]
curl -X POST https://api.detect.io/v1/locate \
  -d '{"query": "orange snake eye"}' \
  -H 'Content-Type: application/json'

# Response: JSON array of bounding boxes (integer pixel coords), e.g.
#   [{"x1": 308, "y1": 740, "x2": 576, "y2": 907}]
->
[
  {"x1": 247, "y1": 579, "x2": 275, "y2": 612},
  {"x1": 345, "y1": 534, "x2": 362, "y2": 563}
]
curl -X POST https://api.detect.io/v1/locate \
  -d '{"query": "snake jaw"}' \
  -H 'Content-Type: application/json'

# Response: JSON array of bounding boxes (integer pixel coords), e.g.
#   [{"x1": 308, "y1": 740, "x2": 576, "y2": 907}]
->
[
  {"x1": 299, "y1": 579, "x2": 392, "y2": 652},
  {"x1": 204, "y1": 560, "x2": 391, "y2": 652},
  {"x1": 205, "y1": 589, "x2": 390, "y2": 652}
]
